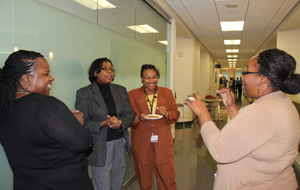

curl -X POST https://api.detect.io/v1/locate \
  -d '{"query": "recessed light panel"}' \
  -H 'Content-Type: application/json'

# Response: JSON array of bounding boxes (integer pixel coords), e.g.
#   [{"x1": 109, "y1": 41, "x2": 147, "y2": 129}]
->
[
  {"x1": 227, "y1": 55, "x2": 238, "y2": 58},
  {"x1": 224, "y1": 40, "x2": 240, "y2": 45},
  {"x1": 226, "y1": 49, "x2": 239, "y2": 53},
  {"x1": 221, "y1": 21, "x2": 244, "y2": 31}
]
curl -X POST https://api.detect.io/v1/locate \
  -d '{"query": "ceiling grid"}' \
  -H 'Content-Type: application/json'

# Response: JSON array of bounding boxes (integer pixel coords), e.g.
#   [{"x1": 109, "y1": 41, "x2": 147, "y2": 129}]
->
[{"x1": 164, "y1": 0, "x2": 299, "y2": 68}]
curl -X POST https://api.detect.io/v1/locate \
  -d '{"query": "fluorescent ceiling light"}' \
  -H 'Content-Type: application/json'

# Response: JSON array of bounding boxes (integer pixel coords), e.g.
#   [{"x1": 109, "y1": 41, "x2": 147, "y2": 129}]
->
[
  {"x1": 127, "y1": 24, "x2": 159, "y2": 33},
  {"x1": 158, "y1": 41, "x2": 168, "y2": 45},
  {"x1": 74, "y1": 0, "x2": 116, "y2": 10},
  {"x1": 224, "y1": 40, "x2": 240, "y2": 45},
  {"x1": 228, "y1": 59, "x2": 237, "y2": 61},
  {"x1": 221, "y1": 21, "x2": 244, "y2": 31},
  {"x1": 227, "y1": 55, "x2": 238, "y2": 58},
  {"x1": 226, "y1": 49, "x2": 239, "y2": 53}
]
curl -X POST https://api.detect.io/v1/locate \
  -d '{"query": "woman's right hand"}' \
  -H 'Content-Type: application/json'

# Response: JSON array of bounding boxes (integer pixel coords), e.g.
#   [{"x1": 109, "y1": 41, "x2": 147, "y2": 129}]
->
[
  {"x1": 139, "y1": 113, "x2": 149, "y2": 121},
  {"x1": 185, "y1": 94, "x2": 212, "y2": 126},
  {"x1": 184, "y1": 94, "x2": 209, "y2": 117},
  {"x1": 133, "y1": 113, "x2": 149, "y2": 125},
  {"x1": 72, "y1": 110, "x2": 85, "y2": 125}
]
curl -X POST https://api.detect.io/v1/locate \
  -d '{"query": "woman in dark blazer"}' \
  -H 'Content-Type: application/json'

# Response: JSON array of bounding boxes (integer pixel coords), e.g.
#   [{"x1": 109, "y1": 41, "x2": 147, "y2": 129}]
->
[{"x1": 75, "y1": 58, "x2": 134, "y2": 190}]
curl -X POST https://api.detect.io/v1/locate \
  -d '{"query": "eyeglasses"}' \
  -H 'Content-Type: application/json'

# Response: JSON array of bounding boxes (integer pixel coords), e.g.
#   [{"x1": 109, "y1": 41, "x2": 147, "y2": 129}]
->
[
  {"x1": 101, "y1": 67, "x2": 115, "y2": 72},
  {"x1": 242, "y1": 71, "x2": 259, "y2": 75}
]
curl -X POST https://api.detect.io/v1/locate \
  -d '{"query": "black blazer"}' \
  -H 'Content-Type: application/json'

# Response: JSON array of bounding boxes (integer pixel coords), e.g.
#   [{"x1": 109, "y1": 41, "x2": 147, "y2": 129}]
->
[{"x1": 75, "y1": 82, "x2": 134, "y2": 167}]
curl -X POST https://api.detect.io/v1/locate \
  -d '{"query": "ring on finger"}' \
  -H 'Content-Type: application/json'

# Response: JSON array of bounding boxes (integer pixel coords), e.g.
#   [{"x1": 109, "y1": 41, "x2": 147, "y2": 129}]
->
[{"x1": 188, "y1": 97, "x2": 195, "y2": 101}]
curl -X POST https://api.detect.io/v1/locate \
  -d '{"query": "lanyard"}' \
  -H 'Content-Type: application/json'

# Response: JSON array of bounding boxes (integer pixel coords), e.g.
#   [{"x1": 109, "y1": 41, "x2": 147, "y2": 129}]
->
[{"x1": 144, "y1": 88, "x2": 157, "y2": 114}]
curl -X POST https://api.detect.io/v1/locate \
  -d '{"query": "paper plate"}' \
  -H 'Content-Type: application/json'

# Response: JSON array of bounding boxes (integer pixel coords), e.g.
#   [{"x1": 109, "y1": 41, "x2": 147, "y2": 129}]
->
[{"x1": 146, "y1": 114, "x2": 163, "y2": 120}]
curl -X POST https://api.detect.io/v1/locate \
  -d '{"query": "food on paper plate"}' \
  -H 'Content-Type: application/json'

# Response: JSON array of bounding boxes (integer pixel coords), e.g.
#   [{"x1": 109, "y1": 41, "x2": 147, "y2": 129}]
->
[
  {"x1": 147, "y1": 115, "x2": 160, "y2": 119},
  {"x1": 146, "y1": 114, "x2": 163, "y2": 119}
]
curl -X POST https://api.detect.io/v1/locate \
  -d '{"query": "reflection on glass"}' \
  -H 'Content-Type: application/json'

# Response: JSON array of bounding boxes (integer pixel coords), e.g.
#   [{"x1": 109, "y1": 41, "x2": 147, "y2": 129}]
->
[
  {"x1": 49, "y1": 51, "x2": 53, "y2": 61},
  {"x1": 127, "y1": 24, "x2": 159, "y2": 33},
  {"x1": 158, "y1": 41, "x2": 168, "y2": 45},
  {"x1": 74, "y1": 0, "x2": 116, "y2": 10},
  {"x1": 4, "y1": 0, "x2": 170, "y2": 187}
]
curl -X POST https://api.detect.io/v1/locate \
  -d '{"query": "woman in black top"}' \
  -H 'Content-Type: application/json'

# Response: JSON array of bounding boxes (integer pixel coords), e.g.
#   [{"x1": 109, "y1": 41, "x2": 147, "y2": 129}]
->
[{"x1": 0, "y1": 50, "x2": 93, "y2": 190}]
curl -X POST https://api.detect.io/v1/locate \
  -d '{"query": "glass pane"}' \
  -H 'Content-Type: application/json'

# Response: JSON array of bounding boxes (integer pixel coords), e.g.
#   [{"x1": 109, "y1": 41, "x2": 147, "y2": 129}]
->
[
  {"x1": 98, "y1": 0, "x2": 135, "y2": 39},
  {"x1": 0, "y1": 0, "x2": 170, "y2": 188}
]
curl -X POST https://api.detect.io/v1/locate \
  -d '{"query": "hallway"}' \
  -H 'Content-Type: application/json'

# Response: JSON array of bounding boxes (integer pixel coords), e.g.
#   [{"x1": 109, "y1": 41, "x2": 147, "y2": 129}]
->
[{"x1": 126, "y1": 94, "x2": 250, "y2": 190}]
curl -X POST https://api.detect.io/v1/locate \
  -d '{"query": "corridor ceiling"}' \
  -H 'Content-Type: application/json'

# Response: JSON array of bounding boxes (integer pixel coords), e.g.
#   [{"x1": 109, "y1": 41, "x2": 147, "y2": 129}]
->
[{"x1": 163, "y1": 0, "x2": 300, "y2": 68}]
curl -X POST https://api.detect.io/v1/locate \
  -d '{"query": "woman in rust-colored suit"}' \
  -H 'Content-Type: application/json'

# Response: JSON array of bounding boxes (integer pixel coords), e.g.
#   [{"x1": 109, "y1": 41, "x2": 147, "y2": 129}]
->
[{"x1": 128, "y1": 64, "x2": 179, "y2": 190}]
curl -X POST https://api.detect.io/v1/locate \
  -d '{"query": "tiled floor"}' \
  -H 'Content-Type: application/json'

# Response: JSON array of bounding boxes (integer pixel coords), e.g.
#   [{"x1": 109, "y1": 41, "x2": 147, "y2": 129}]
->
[{"x1": 126, "y1": 93, "x2": 248, "y2": 190}]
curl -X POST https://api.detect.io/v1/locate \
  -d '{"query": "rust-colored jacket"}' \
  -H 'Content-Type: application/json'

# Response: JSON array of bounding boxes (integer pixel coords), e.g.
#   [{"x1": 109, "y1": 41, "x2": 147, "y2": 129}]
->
[{"x1": 128, "y1": 86, "x2": 180, "y2": 165}]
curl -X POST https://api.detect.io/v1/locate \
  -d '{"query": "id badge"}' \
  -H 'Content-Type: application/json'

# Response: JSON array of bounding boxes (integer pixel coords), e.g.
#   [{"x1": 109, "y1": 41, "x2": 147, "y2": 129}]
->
[{"x1": 151, "y1": 133, "x2": 158, "y2": 142}]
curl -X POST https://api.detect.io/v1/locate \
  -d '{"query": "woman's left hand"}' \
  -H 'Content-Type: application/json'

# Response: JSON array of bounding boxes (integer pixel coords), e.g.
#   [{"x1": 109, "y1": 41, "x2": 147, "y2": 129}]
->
[
  {"x1": 157, "y1": 106, "x2": 169, "y2": 118},
  {"x1": 107, "y1": 115, "x2": 122, "y2": 129}
]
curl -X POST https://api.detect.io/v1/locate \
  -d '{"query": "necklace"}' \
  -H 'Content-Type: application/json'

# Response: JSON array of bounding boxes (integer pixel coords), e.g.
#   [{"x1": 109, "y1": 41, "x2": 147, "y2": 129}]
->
[
  {"x1": 144, "y1": 88, "x2": 158, "y2": 114},
  {"x1": 16, "y1": 91, "x2": 30, "y2": 94}
]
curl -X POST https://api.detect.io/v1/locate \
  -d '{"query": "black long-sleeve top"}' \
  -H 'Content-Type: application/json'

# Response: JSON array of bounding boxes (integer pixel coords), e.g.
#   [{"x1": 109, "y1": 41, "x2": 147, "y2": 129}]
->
[
  {"x1": 0, "y1": 93, "x2": 93, "y2": 190},
  {"x1": 96, "y1": 82, "x2": 124, "y2": 141}
]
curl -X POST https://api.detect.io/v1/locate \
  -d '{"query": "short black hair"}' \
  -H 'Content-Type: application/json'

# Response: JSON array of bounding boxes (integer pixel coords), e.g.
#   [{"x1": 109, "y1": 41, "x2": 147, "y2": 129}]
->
[
  {"x1": 88, "y1": 58, "x2": 113, "y2": 83},
  {"x1": 140, "y1": 64, "x2": 160, "y2": 79},
  {"x1": 257, "y1": 48, "x2": 300, "y2": 94}
]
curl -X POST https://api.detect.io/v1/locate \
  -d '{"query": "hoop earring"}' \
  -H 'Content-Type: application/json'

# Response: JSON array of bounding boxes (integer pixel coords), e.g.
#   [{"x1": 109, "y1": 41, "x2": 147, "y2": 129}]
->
[{"x1": 258, "y1": 87, "x2": 261, "y2": 98}]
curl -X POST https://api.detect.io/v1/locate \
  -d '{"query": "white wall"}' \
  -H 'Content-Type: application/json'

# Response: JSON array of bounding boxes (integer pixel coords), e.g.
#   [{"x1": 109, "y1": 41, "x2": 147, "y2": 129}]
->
[
  {"x1": 200, "y1": 53, "x2": 219, "y2": 98},
  {"x1": 277, "y1": 28, "x2": 300, "y2": 101},
  {"x1": 174, "y1": 37, "x2": 194, "y2": 121},
  {"x1": 209, "y1": 58, "x2": 219, "y2": 96},
  {"x1": 192, "y1": 41, "x2": 201, "y2": 95},
  {"x1": 200, "y1": 53, "x2": 210, "y2": 98}
]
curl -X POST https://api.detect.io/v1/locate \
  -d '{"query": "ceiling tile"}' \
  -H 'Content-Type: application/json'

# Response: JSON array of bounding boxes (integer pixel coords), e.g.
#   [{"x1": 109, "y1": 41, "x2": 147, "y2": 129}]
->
[{"x1": 165, "y1": 0, "x2": 299, "y2": 68}]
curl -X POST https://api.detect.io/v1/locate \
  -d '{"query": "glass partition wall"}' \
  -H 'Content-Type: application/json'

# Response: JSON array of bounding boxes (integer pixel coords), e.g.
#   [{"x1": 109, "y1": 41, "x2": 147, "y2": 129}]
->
[{"x1": 0, "y1": 0, "x2": 171, "y2": 188}]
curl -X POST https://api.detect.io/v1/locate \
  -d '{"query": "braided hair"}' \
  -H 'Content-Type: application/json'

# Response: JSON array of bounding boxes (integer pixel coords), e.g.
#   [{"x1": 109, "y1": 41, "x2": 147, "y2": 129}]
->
[
  {"x1": 0, "y1": 50, "x2": 44, "y2": 122},
  {"x1": 257, "y1": 48, "x2": 300, "y2": 94}
]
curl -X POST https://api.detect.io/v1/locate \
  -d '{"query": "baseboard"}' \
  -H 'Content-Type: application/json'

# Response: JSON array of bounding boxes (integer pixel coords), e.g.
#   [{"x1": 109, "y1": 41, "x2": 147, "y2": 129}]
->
[{"x1": 123, "y1": 173, "x2": 137, "y2": 190}]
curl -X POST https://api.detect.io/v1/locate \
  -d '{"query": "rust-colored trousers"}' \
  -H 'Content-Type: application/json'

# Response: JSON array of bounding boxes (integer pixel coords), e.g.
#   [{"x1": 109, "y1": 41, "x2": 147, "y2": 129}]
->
[{"x1": 133, "y1": 142, "x2": 177, "y2": 190}]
